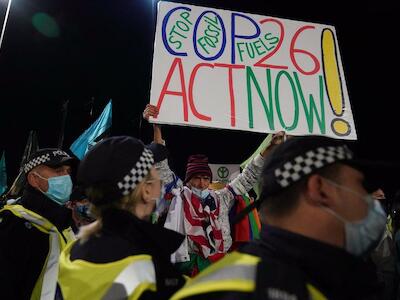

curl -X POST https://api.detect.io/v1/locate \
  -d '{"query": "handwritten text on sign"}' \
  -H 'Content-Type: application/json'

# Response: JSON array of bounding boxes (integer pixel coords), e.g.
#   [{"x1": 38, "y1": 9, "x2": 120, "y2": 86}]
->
[{"x1": 149, "y1": 1, "x2": 356, "y2": 139}]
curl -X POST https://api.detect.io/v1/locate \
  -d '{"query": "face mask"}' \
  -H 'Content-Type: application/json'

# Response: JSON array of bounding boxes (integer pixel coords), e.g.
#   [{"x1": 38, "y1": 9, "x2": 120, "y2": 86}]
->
[
  {"x1": 148, "y1": 181, "x2": 167, "y2": 223},
  {"x1": 156, "y1": 185, "x2": 166, "y2": 208},
  {"x1": 156, "y1": 185, "x2": 165, "y2": 206},
  {"x1": 191, "y1": 187, "x2": 210, "y2": 200},
  {"x1": 151, "y1": 185, "x2": 167, "y2": 223},
  {"x1": 322, "y1": 178, "x2": 387, "y2": 256},
  {"x1": 34, "y1": 172, "x2": 73, "y2": 205}
]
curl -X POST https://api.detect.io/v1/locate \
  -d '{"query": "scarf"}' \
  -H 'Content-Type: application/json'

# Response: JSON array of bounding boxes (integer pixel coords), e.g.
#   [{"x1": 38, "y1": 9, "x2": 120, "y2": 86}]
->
[{"x1": 182, "y1": 187, "x2": 224, "y2": 258}]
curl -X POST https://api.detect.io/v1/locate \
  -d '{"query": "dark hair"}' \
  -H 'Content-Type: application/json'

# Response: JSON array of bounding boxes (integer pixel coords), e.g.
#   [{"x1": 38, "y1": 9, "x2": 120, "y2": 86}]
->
[{"x1": 260, "y1": 163, "x2": 341, "y2": 218}]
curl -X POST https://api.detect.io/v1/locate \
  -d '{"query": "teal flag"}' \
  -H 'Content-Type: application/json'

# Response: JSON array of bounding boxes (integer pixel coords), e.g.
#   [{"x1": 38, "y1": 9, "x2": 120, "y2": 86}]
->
[
  {"x1": 0, "y1": 152, "x2": 7, "y2": 195},
  {"x1": 70, "y1": 100, "x2": 112, "y2": 159}
]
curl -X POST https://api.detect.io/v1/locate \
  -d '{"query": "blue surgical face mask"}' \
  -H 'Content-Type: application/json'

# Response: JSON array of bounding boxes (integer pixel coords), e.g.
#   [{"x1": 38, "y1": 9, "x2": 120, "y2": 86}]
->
[
  {"x1": 322, "y1": 178, "x2": 387, "y2": 256},
  {"x1": 34, "y1": 172, "x2": 73, "y2": 205},
  {"x1": 191, "y1": 187, "x2": 210, "y2": 200},
  {"x1": 156, "y1": 184, "x2": 166, "y2": 208},
  {"x1": 152, "y1": 185, "x2": 167, "y2": 222}
]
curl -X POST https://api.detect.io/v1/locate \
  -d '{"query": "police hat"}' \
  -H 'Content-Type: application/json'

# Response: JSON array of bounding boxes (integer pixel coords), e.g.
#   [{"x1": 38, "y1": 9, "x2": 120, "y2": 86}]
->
[
  {"x1": 23, "y1": 148, "x2": 76, "y2": 174},
  {"x1": 260, "y1": 135, "x2": 392, "y2": 198},
  {"x1": 77, "y1": 136, "x2": 165, "y2": 204}
]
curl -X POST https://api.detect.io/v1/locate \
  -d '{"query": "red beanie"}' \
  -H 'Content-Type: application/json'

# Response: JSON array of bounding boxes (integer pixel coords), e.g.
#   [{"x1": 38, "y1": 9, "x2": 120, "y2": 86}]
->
[{"x1": 184, "y1": 154, "x2": 212, "y2": 183}]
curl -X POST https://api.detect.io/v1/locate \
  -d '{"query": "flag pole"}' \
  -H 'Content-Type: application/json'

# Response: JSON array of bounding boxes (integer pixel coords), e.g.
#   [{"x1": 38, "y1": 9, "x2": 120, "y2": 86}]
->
[
  {"x1": 70, "y1": 100, "x2": 112, "y2": 159},
  {"x1": 0, "y1": 0, "x2": 13, "y2": 53},
  {"x1": 58, "y1": 99, "x2": 69, "y2": 148},
  {"x1": 0, "y1": 151, "x2": 7, "y2": 197},
  {"x1": 5, "y1": 130, "x2": 39, "y2": 198}
]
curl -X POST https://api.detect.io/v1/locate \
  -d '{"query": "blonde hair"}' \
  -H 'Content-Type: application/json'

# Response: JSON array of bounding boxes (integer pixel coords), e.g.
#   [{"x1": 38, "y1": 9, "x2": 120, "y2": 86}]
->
[{"x1": 78, "y1": 171, "x2": 154, "y2": 242}]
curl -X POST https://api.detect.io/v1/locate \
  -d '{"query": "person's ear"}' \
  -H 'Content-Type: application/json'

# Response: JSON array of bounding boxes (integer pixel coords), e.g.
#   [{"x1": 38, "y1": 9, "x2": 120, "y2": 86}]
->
[
  {"x1": 27, "y1": 172, "x2": 40, "y2": 189},
  {"x1": 141, "y1": 182, "x2": 153, "y2": 204},
  {"x1": 305, "y1": 174, "x2": 332, "y2": 207}
]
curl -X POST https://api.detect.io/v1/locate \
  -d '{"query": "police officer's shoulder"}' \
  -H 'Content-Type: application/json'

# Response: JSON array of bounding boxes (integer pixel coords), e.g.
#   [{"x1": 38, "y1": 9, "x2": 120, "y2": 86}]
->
[
  {"x1": 240, "y1": 239, "x2": 328, "y2": 299},
  {"x1": 174, "y1": 291, "x2": 252, "y2": 300},
  {"x1": 0, "y1": 208, "x2": 39, "y2": 235},
  {"x1": 254, "y1": 257, "x2": 327, "y2": 300},
  {"x1": 172, "y1": 250, "x2": 327, "y2": 300},
  {"x1": 171, "y1": 251, "x2": 260, "y2": 300}
]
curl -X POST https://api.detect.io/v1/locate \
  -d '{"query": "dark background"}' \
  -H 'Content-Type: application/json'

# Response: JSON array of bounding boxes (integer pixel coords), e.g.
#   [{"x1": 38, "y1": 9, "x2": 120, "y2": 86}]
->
[{"x1": 0, "y1": 0, "x2": 399, "y2": 196}]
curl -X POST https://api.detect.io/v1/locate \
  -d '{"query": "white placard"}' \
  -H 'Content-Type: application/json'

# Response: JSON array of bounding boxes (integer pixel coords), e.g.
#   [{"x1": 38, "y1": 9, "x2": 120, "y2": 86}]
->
[
  {"x1": 150, "y1": 1, "x2": 356, "y2": 140},
  {"x1": 209, "y1": 163, "x2": 240, "y2": 183}
]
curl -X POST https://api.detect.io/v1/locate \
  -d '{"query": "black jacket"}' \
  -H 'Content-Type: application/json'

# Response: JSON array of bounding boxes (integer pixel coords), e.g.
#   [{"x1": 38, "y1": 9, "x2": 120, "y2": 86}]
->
[
  {"x1": 0, "y1": 185, "x2": 72, "y2": 299},
  {"x1": 193, "y1": 225, "x2": 383, "y2": 300},
  {"x1": 69, "y1": 208, "x2": 186, "y2": 299}
]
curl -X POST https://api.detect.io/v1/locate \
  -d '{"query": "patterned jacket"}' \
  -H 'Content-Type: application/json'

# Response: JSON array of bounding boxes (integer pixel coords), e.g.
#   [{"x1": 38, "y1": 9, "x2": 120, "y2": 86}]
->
[{"x1": 156, "y1": 154, "x2": 265, "y2": 262}]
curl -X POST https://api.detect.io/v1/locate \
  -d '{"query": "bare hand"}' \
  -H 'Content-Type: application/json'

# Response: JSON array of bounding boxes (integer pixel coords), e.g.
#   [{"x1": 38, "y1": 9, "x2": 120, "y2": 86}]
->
[
  {"x1": 143, "y1": 104, "x2": 159, "y2": 121},
  {"x1": 372, "y1": 188, "x2": 385, "y2": 200},
  {"x1": 271, "y1": 131, "x2": 286, "y2": 146},
  {"x1": 260, "y1": 131, "x2": 285, "y2": 157}
]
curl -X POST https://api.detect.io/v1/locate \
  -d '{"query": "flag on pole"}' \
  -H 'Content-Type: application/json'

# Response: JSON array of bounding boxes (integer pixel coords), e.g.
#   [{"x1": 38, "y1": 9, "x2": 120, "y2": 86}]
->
[
  {"x1": 240, "y1": 134, "x2": 272, "y2": 199},
  {"x1": 228, "y1": 136, "x2": 272, "y2": 245},
  {"x1": 70, "y1": 100, "x2": 112, "y2": 160},
  {"x1": 0, "y1": 151, "x2": 7, "y2": 195},
  {"x1": 8, "y1": 130, "x2": 39, "y2": 197},
  {"x1": 19, "y1": 130, "x2": 39, "y2": 172},
  {"x1": 58, "y1": 99, "x2": 70, "y2": 148}
]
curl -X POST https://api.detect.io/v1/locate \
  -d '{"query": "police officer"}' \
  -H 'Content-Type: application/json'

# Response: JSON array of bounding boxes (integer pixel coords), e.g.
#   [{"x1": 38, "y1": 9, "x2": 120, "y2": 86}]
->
[
  {"x1": 171, "y1": 136, "x2": 387, "y2": 300},
  {"x1": 0, "y1": 148, "x2": 76, "y2": 299},
  {"x1": 57, "y1": 136, "x2": 185, "y2": 299}
]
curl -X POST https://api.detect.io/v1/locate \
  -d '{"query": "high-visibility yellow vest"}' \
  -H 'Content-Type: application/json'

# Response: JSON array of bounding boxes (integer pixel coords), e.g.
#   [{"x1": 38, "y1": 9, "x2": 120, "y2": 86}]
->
[
  {"x1": 0, "y1": 204, "x2": 76, "y2": 300},
  {"x1": 171, "y1": 251, "x2": 327, "y2": 300},
  {"x1": 58, "y1": 241, "x2": 157, "y2": 300}
]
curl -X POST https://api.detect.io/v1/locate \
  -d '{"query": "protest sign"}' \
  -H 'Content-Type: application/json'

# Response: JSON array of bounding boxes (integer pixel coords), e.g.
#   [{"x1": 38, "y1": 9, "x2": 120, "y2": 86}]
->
[
  {"x1": 209, "y1": 163, "x2": 240, "y2": 183},
  {"x1": 150, "y1": 1, "x2": 356, "y2": 139}
]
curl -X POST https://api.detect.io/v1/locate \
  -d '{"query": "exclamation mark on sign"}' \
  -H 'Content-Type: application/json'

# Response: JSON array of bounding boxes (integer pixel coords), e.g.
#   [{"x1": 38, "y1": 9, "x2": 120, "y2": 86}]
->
[{"x1": 322, "y1": 28, "x2": 351, "y2": 136}]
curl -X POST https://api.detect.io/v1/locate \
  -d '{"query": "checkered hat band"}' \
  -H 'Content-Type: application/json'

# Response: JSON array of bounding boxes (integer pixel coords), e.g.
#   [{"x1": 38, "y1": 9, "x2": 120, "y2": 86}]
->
[
  {"x1": 274, "y1": 145, "x2": 353, "y2": 188},
  {"x1": 24, "y1": 154, "x2": 51, "y2": 173},
  {"x1": 117, "y1": 148, "x2": 154, "y2": 196}
]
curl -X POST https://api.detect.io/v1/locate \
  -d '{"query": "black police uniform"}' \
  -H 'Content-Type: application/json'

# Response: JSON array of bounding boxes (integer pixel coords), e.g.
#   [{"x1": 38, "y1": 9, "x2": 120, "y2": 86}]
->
[
  {"x1": 173, "y1": 225, "x2": 382, "y2": 300},
  {"x1": 171, "y1": 136, "x2": 387, "y2": 300},
  {"x1": 58, "y1": 136, "x2": 183, "y2": 299},
  {"x1": 67, "y1": 207, "x2": 186, "y2": 299},
  {"x1": 0, "y1": 185, "x2": 72, "y2": 299}
]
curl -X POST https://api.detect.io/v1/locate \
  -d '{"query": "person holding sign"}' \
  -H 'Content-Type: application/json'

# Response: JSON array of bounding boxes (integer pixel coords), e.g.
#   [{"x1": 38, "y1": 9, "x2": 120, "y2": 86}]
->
[
  {"x1": 171, "y1": 136, "x2": 385, "y2": 300},
  {"x1": 143, "y1": 104, "x2": 284, "y2": 277}
]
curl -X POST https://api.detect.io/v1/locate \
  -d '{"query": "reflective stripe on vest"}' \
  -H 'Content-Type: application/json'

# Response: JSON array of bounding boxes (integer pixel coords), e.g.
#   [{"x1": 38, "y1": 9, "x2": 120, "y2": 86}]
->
[
  {"x1": 102, "y1": 258, "x2": 156, "y2": 300},
  {"x1": 306, "y1": 284, "x2": 328, "y2": 300},
  {"x1": 171, "y1": 251, "x2": 328, "y2": 300},
  {"x1": 0, "y1": 204, "x2": 71, "y2": 300},
  {"x1": 171, "y1": 252, "x2": 260, "y2": 300},
  {"x1": 59, "y1": 242, "x2": 157, "y2": 300}
]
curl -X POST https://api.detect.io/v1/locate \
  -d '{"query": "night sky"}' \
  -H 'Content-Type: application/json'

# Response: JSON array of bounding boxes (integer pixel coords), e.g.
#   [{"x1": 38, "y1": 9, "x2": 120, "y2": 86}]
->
[{"x1": 1, "y1": 0, "x2": 399, "y2": 196}]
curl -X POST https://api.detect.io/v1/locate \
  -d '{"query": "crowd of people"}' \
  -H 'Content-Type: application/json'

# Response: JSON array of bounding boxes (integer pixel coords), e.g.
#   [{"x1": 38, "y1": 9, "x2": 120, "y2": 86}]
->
[{"x1": 1, "y1": 104, "x2": 400, "y2": 299}]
